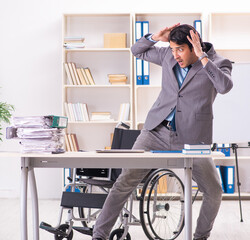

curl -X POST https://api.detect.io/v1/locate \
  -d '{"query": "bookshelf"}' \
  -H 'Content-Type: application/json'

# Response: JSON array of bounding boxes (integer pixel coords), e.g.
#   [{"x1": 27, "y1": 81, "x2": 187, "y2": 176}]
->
[
  {"x1": 209, "y1": 12, "x2": 250, "y2": 63},
  {"x1": 61, "y1": 12, "x2": 250, "y2": 196},
  {"x1": 62, "y1": 13, "x2": 133, "y2": 150},
  {"x1": 132, "y1": 12, "x2": 203, "y2": 129}
]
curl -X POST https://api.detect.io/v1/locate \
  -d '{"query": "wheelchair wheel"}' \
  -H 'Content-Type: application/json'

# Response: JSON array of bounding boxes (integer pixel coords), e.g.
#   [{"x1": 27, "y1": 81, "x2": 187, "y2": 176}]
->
[
  {"x1": 139, "y1": 169, "x2": 184, "y2": 240},
  {"x1": 54, "y1": 224, "x2": 73, "y2": 240},
  {"x1": 109, "y1": 229, "x2": 131, "y2": 240}
]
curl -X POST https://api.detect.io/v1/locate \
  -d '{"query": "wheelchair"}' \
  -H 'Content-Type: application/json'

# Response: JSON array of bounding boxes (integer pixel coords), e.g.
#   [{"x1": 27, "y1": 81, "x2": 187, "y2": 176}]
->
[{"x1": 40, "y1": 124, "x2": 186, "y2": 240}]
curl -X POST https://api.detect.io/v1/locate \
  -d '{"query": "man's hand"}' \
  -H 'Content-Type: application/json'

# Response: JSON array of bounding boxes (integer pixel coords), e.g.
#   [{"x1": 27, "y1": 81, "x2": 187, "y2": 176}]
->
[
  {"x1": 151, "y1": 23, "x2": 180, "y2": 42},
  {"x1": 187, "y1": 30, "x2": 208, "y2": 66},
  {"x1": 187, "y1": 30, "x2": 203, "y2": 58}
]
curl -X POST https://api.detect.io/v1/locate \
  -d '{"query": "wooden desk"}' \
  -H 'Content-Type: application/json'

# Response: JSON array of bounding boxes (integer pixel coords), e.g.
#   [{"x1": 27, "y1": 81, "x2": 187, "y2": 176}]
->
[{"x1": 0, "y1": 151, "x2": 223, "y2": 240}]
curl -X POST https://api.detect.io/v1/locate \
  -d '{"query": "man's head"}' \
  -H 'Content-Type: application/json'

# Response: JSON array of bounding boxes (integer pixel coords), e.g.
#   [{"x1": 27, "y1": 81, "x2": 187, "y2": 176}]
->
[{"x1": 168, "y1": 24, "x2": 205, "y2": 68}]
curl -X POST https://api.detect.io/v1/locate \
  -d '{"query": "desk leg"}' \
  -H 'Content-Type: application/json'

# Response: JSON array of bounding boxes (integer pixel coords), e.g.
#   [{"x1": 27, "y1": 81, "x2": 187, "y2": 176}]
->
[
  {"x1": 185, "y1": 163, "x2": 192, "y2": 240},
  {"x1": 29, "y1": 168, "x2": 39, "y2": 240},
  {"x1": 21, "y1": 165, "x2": 28, "y2": 240}
]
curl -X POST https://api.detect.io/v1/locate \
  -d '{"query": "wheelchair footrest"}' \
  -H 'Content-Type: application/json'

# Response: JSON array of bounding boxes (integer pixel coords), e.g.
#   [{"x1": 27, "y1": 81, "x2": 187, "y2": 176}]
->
[
  {"x1": 61, "y1": 191, "x2": 107, "y2": 208},
  {"x1": 39, "y1": 222, "x2": 67, "y2": 237},
  {"x1": 72, "y1": 226, "x2": 93, "y2": 236}
]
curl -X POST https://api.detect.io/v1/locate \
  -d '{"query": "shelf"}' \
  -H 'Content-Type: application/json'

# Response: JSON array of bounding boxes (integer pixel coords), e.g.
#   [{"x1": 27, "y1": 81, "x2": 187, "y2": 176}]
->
[
  {"x1": 65, "y1": 48, "x2": 131, "y2": 52},
  {"x1": 64, "y1": 85, "x2": 131, "y2": 88},
  {"x1": 68, "y1": 121, "x2": 132, "y2": 124},
  {"x1": 135, "y1": 85, "x2": 161, "y2": 89}
]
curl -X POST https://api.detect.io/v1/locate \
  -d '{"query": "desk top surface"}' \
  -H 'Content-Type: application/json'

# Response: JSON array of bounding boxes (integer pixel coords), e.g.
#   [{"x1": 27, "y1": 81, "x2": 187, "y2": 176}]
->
[{"x1": 0, "y1": 151, "x2": 224, "y2": 159}]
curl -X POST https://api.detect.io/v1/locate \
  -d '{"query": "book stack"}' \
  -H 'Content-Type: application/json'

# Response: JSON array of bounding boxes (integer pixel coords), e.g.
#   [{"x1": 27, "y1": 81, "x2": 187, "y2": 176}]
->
[
  {"x1": 64, "y1": 133, "x2": 80, "y2": 152},
  {"x1": 108, "y1": 74, "x2": 127, "y2": 85},
  {"x1": 7, "y1": 116, "x2": 68, "y2": 153},
  {"x1": 182, "y1": 144, "x2": 211, "y2": 155},
  {"x1": 91, "y1": 112, "x2": 114, "y2": 121},
  {"x1": 63, "y1": 36, "x2": 85, "y2": 49},
  {"x1": 64, "y1": 103, "x2": 89, "y2": 122},
  {"x1": 64, "y1": 63, "x2": 95, "y2": 85},
  {"x1": 118, "y1": 103, "x2": 130, "y2": 122}
]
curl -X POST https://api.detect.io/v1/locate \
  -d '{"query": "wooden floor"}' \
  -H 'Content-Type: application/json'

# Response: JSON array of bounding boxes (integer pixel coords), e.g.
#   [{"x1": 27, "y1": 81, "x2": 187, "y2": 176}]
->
[{"x1": 1, "y1": 198, "x2": 250, "y2": 240}]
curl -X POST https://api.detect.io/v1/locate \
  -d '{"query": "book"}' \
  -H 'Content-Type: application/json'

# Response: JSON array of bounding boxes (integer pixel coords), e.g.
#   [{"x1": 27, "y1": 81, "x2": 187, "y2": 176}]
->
[
  {"x1": 182, "y1": 149, "x2": 211, "y2": 155},
  {"x1": 71, "y1": 63, "x2": 81, "y2": 85},
  {"x1": 68, "y1": 63, "x2": 77, "y2": 85},
  {"x1": 150, "y1": 150, "x2": 182, "y2": 153},
  {"x1": 63, "y1": 42, "x2": 85, "y2": 49},
  {"x1": 80, "y1": 68, "x2": 90, "y2": 85},
  {"x1": 184, "y1": 144, "x2": 211, "y2": 150},
  {"x1": 64, "y1": 134, "x2": 71, "y2": 151},
  {"x1": 64, "y1": 36, "x2": 85, "y2": 42},
  {"x1": 64, "y1": 63, "x2": 73, "y2": 85},
  {"x1": 81, "y1": 103, "x2": 90, "y2": 121},
  {"x1": 91, "y1": 112, "x2": 112, "y2": 121},
  {"x1": 67, "y1": 133, "x2": 74, "y2": 151},
  {"x1": 84, "y1": 68, "x2": 95, "y2": 85},
  {"x1": 108, "y1": 74, "x2": 127, "y2": 85},
  {"x1": 76, "y1": 68, "x2": 87, "y2": 85},
  {"x1": 118, "y1": 103, "x2": 130, "y2": 122},
  {"x1": 71, "y1": 133, "x2": 80, "y2": 151}
]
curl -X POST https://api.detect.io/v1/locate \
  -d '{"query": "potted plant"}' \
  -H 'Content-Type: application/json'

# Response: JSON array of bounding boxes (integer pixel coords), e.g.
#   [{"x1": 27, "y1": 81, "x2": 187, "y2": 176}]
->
[{"x1": 0, "y1": 101, "x2": 14, "y2": 141}]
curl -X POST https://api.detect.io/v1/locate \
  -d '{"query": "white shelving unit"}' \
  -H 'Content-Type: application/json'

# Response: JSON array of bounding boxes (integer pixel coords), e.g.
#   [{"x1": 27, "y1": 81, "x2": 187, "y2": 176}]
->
[
  {"x1": 61, "y1": 12, "x2": 250, "y2": 195},
  {"x1": 209, "y1": 12, "x2": 250, "y2": 63},
  {"x1": 62, "y1": 13, "x2": 133, "y2": 150}
]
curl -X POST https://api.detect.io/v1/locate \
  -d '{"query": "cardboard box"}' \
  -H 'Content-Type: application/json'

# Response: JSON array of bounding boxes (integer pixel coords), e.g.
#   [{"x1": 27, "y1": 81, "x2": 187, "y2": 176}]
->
[{"x1": 104, "y1": 33, "x2": 127, "y2": 48}]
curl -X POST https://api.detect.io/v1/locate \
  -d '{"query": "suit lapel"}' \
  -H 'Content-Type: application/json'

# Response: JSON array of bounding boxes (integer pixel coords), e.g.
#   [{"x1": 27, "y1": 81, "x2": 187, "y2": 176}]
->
[
  {"x1": 179, "y1": 60, "x2": 203, "y2": 91},
  {"x1": 169, "y1": 57, "x2": 179, "y2": 91}
]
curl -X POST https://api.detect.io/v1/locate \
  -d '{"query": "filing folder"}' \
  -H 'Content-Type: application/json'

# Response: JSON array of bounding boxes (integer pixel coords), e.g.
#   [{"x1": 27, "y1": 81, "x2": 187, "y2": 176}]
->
[
  {"x1": 216, "y1": 166, "x2": 225, "y2": 193},
  {"x1": 48, "y1": 115, "x2": 68, "y2": 128},
  {"x1": 194, "y1": 20, "x2": 202, "y2": 38},
  {"x1": 135, "y1": 21, "x2": 142, "y2": 42},
  {"x1": 142, "y1": 21, "x2": 149, "y2": 36},
  {"x1": 142, "y1": 60, "x2": 150, "y2": 85},
  {"x1": 221, "y1": 166, "x2": 235, "y2": 194},
  {"x1": 136, "y1": 58, "x2": 143, "y2": 85}
]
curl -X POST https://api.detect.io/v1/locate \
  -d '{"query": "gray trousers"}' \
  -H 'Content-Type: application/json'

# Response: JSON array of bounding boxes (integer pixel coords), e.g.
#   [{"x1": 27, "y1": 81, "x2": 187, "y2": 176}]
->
[{"x1": 93, "y1": 124, "x2": 222, "y2": 239}]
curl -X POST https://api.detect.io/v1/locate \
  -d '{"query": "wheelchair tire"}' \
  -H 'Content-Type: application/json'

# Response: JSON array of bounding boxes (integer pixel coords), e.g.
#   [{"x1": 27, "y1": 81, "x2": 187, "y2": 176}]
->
[
  {"x1": 109, "y1": 229, "x2": 131, "y2": 240},
  {"x1": 139, "y1": 169, "x2": 184, "y2": 240},
  {"x1": 54, "y1": 224, "x2": 73, "y2": 240}
]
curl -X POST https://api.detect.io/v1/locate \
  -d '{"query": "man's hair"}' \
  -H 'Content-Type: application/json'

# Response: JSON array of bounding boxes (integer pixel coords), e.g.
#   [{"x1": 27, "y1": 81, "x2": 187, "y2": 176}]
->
[{"x1": 168, "y1": 24, "x2": 206, "y2": 51}]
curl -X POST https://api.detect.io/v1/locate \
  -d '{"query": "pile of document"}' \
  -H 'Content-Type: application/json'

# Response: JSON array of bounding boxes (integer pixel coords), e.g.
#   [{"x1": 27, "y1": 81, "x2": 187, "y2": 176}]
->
[
  {"x1": 63, "y1": 36, "x2": 85, "y2": 49},
  {"x1": 182, "y1": 144, "x2": 211, "y2": 155},
  {"x1": 7, "y1": 116, "x2": 68, "y2": 153}
]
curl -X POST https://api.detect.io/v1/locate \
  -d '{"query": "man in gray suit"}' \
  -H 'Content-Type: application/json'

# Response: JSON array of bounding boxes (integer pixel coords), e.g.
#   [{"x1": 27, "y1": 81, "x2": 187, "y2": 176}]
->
[{"x1": 92, "y1": 24, "x2": 233, "y2": 240}]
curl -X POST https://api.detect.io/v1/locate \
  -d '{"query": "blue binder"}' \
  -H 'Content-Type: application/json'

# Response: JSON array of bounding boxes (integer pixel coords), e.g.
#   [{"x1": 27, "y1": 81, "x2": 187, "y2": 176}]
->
[
  {"x1": 142, "y1": 21, "x2": 149, "y2": 36},
  {"x1": 216, "y1": 166, "x2": 225, "y2": 193},
  {"x1": 221, "y1": 166, "x2": 235, "y2": 194},
  {"x1": 216, "y1": 143, "x2": 230, "y2": 157},
  {"x1": 136, "y1": 58, "x2": 143, "y2": 85},
  {"x1": 194, "y1": 20, "x2": 202, "y2": 38},
  {"x1": 142, "y1": 60, "x2": 150, "y2": 85},
  {"x1": 135, "y1": 21, "x2": 143, "y2": 42}
]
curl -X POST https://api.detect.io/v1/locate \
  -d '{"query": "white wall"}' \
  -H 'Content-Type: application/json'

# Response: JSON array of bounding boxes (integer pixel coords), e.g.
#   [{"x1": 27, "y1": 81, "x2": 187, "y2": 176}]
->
[{"x1": 0, "y1": 0, "x2": 249, "y2": 199}]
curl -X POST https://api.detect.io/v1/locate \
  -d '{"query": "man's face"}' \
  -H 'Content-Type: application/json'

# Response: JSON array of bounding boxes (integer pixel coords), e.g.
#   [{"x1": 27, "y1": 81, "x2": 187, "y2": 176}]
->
[{"x1": 169, "y1": 41, "x2": 198, "y2": 68}]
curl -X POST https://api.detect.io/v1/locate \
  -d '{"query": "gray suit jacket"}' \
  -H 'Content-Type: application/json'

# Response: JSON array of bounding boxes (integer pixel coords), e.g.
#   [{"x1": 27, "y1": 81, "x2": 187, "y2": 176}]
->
[{"x1": 131, "y1": 37, "x2": 233, "y2": 144}]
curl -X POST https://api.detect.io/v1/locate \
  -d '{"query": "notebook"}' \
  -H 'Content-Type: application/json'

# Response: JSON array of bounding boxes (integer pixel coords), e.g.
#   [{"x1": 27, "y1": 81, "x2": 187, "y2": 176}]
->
[{"x1": 96, "y1": 149, "x2": 144, "y2": 153}]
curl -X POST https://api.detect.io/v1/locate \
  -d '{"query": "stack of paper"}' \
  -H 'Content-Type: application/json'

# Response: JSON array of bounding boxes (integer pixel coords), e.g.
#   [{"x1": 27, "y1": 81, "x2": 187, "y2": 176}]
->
[
  {"x1": 108, "y1": 74, "x2": 127, "y2": 85},
  {"x1": 8, "y1": 116, "x2": 68, "y2": 153},
  {"x1": 182, "y1": 144, "x2": 211, "y2": 155},
  {"x1": 63, "y1": 36, "x2": 85, "y2": 49}
]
